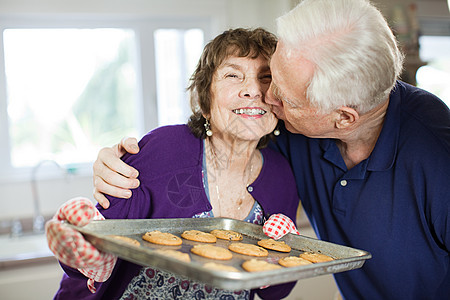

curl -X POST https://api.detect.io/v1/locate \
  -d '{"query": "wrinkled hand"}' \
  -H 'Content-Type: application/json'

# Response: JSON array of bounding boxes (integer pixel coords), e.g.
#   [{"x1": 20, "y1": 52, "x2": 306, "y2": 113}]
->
[
  {"x1": 93, "y1": 137, "x2": 140, "y2": 209},
  {"x1": 45, "y1": 197, "x2": 117, "y2": 293},
  {"x1": 263, "y1": 214, "x2": 300, "y2": 240}
]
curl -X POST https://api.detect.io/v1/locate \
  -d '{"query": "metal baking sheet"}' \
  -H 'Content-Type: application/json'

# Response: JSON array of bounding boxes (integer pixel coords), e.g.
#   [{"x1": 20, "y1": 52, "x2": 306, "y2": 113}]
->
[{"x1": 68, "y1": 218, "x2": 371, "y2": 290}]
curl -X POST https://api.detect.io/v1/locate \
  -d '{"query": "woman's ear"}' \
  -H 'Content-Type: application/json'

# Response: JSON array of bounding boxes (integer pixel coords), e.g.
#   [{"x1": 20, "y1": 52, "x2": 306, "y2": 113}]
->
[{"x1": 335, "y1": 106, "x2": 359, "y2": 129}]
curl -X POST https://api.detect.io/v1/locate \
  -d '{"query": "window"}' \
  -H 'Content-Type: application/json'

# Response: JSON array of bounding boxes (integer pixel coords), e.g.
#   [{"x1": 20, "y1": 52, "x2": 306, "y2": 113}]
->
[
  {"x1": 154, "y1": 29, "x2": 204, "y2": 126},
  {"x1": 4, "y1": 28, "x2": 139, "y2": 167},
  {"x1": 0, "y1": 19, "x2": 208, "y2": 179},
  {"x1": 416, "y1": 36, "x2": 450, "y2": 108}
]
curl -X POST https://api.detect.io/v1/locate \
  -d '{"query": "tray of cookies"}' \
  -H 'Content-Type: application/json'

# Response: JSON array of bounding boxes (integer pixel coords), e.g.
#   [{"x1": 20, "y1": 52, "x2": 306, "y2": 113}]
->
[{"x1": 68, "y1": 217, "x2": 371, "y2": 290}]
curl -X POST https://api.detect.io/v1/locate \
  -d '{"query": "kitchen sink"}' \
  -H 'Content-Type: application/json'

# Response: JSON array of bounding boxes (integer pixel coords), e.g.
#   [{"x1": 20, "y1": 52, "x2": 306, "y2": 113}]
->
[{"x1": 0, "y1": 233, "x2": 54, "y2": 266}]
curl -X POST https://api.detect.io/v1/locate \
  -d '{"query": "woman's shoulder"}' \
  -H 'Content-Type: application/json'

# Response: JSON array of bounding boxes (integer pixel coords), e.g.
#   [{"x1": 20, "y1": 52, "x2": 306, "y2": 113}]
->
[
  {"x1": 121, "y1": 124, "x2": 202, "y2": 169},
  {"x1": 260, "y1": 146, "x2": 292, "y2": 170},
  {"x1": 257, "y1": 146, "x2": 299, "y2": 221},
  {"x1": 138, "y1": 124, "x2": 199, "y2": 151},
  {"x1": 260, "y1": 147, "x2": 297, "y2": 186},
  {"x1": 141, "y1": 124, "x2": 195, "y2": 143},
  {"x1": 259, "y1": 146, "x2": 296, "y2": 184}
]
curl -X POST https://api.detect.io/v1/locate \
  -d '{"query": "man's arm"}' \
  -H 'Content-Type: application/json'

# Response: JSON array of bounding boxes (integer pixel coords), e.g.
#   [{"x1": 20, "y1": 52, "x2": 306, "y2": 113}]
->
[{"x1": 93, "y1": 137, "x2": 140, "y2": 208}]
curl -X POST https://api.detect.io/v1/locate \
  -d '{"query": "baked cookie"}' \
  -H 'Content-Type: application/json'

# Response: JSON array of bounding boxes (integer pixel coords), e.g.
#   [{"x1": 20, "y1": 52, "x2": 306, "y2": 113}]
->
[
  {"x1": 299, "y1": 252, "x2": 334, "y2": 263},
  {"x1": 142, "y1": 230, "x2": 182, "y2": 246},
  {"x1": 242, "y1": 259, "x2": 282, "y2": 272},
  {"x1": 278, "y1": 256, "x2": 313, "y2": 267},
  {"x1": 181, "y1": 230, "x2": 217, "y2": 243},
  {"x1": 203, "y1": 262, "x2": 240, "y2": 272},
  {"x1": 190, "y1": 244, "x2": 233, "y2": 260},
  {"x1": 154, "y1": 249, "x2": 191, "y2": 262},
  {"x1": 210, "y1": 229, "x2": 243, "y2": 241},
  {"x1": 109, "y1": 235, "x2": 140, "y2": 247},
  {"x1": 257, "y1": 239, "x2": 291, "y2": 253},
  {"x1": 228, "y1": 242, "x2": 268, "y2": 257}
]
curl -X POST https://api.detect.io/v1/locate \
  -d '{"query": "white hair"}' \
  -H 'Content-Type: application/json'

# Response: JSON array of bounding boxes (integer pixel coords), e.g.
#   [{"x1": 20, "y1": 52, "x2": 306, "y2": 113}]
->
[{"x1": 277, "y1": 0, "x2": 404, "y2": 114}]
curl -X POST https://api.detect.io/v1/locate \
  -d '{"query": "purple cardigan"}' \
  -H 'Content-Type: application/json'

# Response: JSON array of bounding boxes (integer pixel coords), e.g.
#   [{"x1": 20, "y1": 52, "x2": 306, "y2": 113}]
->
[{"x1": 54, "y1": 125, "x2": 300, "y2": 300}]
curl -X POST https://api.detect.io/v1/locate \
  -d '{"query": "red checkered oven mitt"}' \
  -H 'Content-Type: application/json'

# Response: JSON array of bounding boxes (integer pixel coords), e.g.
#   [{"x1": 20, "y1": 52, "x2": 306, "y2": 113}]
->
[
  {"x1": 263, "y1": 213, "x2": 300, "y2": 240},
  {"x1": 45, "y1": 197, "x2": 117, "y2": 293}
]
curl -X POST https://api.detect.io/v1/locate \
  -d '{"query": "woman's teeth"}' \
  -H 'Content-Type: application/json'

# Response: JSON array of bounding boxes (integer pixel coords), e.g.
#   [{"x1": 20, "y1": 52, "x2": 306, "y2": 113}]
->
[{"x1": 233, "y1": 108, "x2": 266, "y2": 115}]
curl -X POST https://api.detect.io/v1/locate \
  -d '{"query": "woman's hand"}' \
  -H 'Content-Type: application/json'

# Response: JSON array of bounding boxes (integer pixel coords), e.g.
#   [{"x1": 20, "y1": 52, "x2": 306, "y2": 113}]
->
[
  {"x1": 45, "y1": 197, "x2": 117, "y2": 293},
  {"x1": 93, "y1": 137, "x2": 140, "y2": 208}
]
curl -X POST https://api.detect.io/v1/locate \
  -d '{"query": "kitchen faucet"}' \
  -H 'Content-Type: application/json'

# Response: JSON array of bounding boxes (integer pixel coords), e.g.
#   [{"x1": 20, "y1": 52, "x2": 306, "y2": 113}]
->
[{"x1": 31, "y1": 159, "x2": 67, "y2": 234}]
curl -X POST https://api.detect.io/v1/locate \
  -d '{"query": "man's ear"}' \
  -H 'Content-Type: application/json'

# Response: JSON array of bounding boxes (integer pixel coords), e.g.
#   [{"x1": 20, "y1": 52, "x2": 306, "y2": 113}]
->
[{"x1": 335, "y1": 106, "x2": 359, "y2": 129}]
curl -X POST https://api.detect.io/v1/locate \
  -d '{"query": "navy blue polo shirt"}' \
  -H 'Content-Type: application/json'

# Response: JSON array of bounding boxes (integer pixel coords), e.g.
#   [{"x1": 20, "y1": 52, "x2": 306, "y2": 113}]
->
[{"x1": 271, "y1": 81, "x2": 450, "y2": 299}]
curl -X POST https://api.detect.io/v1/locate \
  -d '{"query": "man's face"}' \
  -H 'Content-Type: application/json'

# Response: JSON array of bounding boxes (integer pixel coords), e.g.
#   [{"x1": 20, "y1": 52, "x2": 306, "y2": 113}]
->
[{"x1": 266, "y1": 42, "x2": 335, "y2": 138}]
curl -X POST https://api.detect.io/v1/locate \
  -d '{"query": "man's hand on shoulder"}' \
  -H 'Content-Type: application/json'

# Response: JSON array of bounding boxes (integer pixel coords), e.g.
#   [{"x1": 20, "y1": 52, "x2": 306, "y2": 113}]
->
[{"x1": 93, "y1": 137, "x2": 141, "y2": 208}]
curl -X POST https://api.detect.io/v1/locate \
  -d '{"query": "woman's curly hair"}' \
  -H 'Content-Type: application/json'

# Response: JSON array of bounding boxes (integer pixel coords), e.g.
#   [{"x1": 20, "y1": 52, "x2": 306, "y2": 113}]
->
[{"x1": 186, "y1": 28, "x2": 278, "y2": 148}]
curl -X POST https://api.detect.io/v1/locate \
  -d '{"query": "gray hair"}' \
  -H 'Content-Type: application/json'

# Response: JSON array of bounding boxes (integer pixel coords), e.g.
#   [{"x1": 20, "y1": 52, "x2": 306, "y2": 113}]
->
[{"x1": 276, "y1": 0, "x2": 404, "y2": 114}]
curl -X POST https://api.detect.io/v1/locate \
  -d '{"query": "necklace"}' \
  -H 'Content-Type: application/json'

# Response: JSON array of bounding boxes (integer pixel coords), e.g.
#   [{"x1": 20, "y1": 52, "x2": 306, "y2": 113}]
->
[{"x1": 206, "y1": 138, "x2": 255, "y2": 216}]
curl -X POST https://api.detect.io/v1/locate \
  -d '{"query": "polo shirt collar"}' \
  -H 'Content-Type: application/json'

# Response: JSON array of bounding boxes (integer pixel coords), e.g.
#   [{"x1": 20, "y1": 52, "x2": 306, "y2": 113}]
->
[
  {"x1": 320, "y1": 139, "x2": 347, "y2": 171},
  {"x1": 366, "y1": 82, "x2": 402, "y2": 171},
  {"x1": 319, "y1": 81, "x2": 402, "y2": 172}
]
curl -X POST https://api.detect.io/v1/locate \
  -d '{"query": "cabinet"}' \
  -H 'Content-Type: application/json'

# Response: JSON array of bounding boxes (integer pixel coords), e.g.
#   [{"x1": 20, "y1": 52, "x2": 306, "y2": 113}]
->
[{"x1": 0, "y1": 259, "x2": 63, "y2": 299}]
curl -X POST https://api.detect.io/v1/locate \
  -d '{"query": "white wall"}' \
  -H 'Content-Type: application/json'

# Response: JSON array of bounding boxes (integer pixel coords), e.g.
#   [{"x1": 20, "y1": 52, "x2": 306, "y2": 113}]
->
[
  {"x1": 0, "y1": 0, "x2": 292, "y2": 223},
  {"x1": 0, "y1": 0, "x2": 293, "y2": 33}
]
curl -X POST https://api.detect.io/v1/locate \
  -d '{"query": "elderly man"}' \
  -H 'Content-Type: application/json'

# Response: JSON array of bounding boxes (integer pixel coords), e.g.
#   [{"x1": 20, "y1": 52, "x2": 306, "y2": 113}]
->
[{"x1": 93, "y1": 0, "x2": 450, "y2": 299}]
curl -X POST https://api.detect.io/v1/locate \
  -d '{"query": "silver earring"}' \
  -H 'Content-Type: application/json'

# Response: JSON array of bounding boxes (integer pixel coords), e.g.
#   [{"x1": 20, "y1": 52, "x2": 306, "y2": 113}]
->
[
  {"x1": 273, "y1": 128, "x2": 280, "y2": 136},
  {"x1": 204, "y1": 119, "x2": 213, "y2": 137}
]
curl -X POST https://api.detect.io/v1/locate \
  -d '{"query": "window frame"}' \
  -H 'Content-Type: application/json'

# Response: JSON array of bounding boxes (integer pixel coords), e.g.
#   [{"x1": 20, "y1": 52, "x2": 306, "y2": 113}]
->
[{"x1": 0, "y1": 15, "x2": 214, "y2": 181}]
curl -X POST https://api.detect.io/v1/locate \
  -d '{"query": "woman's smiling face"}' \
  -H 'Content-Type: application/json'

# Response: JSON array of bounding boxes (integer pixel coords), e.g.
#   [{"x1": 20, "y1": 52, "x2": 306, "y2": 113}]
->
[{"x1": 208, "y1": 55, "x2": 277, "y2": 142}]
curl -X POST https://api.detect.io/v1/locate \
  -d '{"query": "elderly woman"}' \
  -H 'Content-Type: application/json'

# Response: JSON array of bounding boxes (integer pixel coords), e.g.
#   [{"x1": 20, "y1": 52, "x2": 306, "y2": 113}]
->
[{"x1": 46, "y1": 28, "x2": 299, "y2": 299}]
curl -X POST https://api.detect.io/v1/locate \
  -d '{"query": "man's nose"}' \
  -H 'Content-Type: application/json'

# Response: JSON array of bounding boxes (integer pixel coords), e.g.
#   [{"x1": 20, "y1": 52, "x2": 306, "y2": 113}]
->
[{"x1": 265, "y1": 83, "x2": 282, "y2": 107}]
